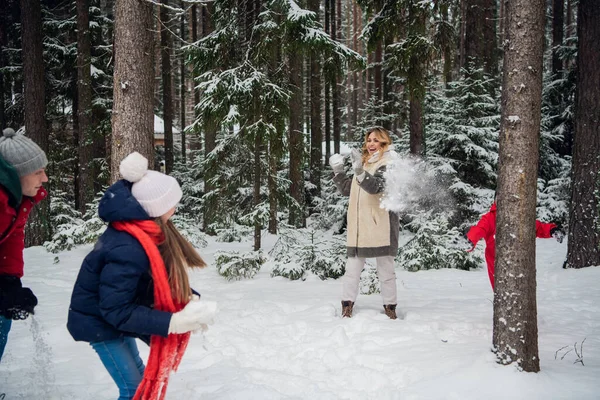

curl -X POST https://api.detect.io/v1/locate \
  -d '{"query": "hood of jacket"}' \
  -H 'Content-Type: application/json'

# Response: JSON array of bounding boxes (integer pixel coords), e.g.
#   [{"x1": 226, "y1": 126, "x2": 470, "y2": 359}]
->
[
  {"x1": 0, "y1": 154, "x2": 22, "y2": 209},
  {"x1": 98, "y1": 179, "x2": 151, "y2": 223}
]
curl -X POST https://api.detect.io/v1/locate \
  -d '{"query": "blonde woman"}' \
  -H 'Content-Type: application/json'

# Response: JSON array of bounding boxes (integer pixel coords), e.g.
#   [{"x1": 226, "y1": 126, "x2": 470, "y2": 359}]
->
[{"x1": 329, "y1": 127, "x2": 399, "y2": 319}]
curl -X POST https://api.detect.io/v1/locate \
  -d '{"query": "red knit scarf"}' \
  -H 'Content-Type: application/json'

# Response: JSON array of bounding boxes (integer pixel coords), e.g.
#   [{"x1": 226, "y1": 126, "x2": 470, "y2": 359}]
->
[{"x1": 112, "y1": 220, "x2": 190, "y2": 400}]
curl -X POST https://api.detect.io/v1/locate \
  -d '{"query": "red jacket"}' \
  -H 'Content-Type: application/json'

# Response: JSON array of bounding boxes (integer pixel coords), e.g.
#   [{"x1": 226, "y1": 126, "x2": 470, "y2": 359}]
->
[
  {"x1": 466, "y1": 202, "x2": 555, "y2": 290},
  {"x1": 0, "y1": 186, "x2": 47, "y2": 278}
]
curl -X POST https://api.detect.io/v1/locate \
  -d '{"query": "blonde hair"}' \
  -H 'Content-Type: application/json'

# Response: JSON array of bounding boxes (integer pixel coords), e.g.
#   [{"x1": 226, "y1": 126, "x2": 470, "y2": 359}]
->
[
  {"x1": 360, "y1": 127, "x2": 392, "y2": 164},
  {"x1": 156, "y1": 219, "x2": 207, "y2": 304}
]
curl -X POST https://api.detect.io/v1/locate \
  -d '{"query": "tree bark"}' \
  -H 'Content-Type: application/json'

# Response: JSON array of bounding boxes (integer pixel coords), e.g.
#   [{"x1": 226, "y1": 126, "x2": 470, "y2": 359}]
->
[
  {"x1": 464, "y1": 0, "x2": 497, "y2": 76},
  {"x1": 308, "y1": 0, "x2": 322, "y2": 199},
  {"x1": 253, "y1": 127, "x2": 262, "y2": 251},
  {"x1": 565, "y1": 0, "x2": 600, "y2": 269},
  {"x1": 21, "y1": 0, "x2": 50, "y2": 246},
  {"x1": 180, "y1": 0, "x2": 186, "y2": 162},
  {"x1": 111, "y1": 0, "x2": 155, "y2": 182},
  {"x1": 76, "y1": 0, "x2": 94, "y2": 213},
  {"x1": 408, "y1": 6, "x2": 426, "y2": 157},
  {"x1": 288, "y1": 49, "x2": 305, "y2": 228},
  {"x1": 0, "y1": 6, "x2": 6, "y2": 130},
  {"x1": 161, "y1": 0, "x2": 174, "y2": 173},
  {"x1": 552, "y1": 0, "x2": 564, "y2": 77},
  {"x1": 333, "y1": 0, "x2": 341, "y2": 150},
  {"x1": 493, "y1": 0, "x2": 545, "y2": 372}
]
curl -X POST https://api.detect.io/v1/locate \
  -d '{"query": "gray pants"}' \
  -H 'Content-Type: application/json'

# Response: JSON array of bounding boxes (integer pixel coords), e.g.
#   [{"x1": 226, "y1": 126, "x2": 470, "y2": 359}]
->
[{"x1": 342, "y1": 256, "x2": 397, "y2": 305}]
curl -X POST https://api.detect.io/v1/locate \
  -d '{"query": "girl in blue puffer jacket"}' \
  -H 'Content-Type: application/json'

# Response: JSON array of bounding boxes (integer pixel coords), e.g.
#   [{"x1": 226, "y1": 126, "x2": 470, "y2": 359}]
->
[{"x1": 68, "y1": 152, "x2": 215, "y2": 400}]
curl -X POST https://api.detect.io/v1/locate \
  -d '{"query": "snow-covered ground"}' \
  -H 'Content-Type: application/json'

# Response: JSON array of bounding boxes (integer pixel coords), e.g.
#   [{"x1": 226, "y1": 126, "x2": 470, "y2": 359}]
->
[{"x1": 1, "y1": 235, "x2": 599, "y2": 399}]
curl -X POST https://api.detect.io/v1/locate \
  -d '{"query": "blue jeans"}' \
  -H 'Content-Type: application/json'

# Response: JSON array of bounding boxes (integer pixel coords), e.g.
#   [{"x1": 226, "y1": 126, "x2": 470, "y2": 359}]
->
[
  {"x1": 0, "y1": 315, "x2": 12, "y2": 362},
  {"x1": 91, "y1": 337, "x2": 145, "y2": 400}
]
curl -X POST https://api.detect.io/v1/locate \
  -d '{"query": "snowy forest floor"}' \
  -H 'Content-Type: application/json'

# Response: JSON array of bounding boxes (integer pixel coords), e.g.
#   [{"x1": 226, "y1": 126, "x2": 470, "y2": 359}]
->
[{"x1": 1, "y1": 234, "x2": 599, "y2": 399}]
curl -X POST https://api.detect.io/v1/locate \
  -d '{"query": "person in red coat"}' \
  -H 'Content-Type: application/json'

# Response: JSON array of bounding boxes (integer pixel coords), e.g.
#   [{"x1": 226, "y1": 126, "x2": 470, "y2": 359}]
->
[
  {"x1": 0, "y1": 127, "x2": 48, "y2": 362},
  {"x1": 466, "y1": 201, "x2": 565, "y2": 290}
]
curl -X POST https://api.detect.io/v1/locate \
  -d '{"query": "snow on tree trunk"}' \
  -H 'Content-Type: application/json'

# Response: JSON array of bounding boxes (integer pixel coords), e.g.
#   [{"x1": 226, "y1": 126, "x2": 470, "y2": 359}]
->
[
  {"x1": 76, "y1": 0, "x2": 94, "y2": 214},
  {"x1": 464, "y1": 0, "x2": 497, "y2": 77},
  {"x1": 21, "y1": 0, "x2": 50, "y2": 246},
  {"x1": 308, "y1": 0, "x2": 322, "y2": 199},
  {"x1": 161, "y1": 0, "x2": 174, "y2": 174},
  {"x1": 565, "y1": 0, "x2": 600, "y2": 269},
  {"x1": 288, "y1": 50, "x2": 305, "y2": 228},
  {"x1": 110, "y1": 0, "x2": 155, "y2": 182},
  {"x1": 493, "y1": 0, "x2": 545, "y2": 372}
]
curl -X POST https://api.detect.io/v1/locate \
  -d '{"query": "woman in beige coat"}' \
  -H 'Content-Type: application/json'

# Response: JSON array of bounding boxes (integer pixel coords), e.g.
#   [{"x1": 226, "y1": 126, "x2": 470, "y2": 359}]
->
[{"x1": 329, "y1": 127, "x2": 399, "y2": 319}]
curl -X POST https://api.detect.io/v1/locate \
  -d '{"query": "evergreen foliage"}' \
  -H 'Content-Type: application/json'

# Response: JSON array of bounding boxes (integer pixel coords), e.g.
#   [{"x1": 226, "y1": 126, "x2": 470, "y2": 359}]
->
[
  {"x1": 397, "y1": 212, "x2": 482, "y2": 272},
  {"x1": 44, "y1": 192, "x2": 105, "y2": 254},
  {"x1": 215, "y1": 250, "x2": 265, "y2": 281},
  {"x1": 270, "y1": 226, "x2": 346, "y2": 280}
]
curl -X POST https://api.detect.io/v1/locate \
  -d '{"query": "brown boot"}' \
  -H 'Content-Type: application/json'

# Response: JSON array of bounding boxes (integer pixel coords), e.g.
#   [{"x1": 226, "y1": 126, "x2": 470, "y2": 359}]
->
[
  {"x1": 341, "y1": 301, "x2": 354, "y2": 318},
  {"x1": 383, "y1": 304, "x2": 397, "y2": 320}
]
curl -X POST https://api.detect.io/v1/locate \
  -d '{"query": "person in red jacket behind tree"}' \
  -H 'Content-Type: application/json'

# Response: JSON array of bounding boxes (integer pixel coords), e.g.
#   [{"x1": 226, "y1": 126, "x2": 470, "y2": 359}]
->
[
  {"x1": 466, "y1": 201, "x2": 565, "y2": 290},
  {"x1": 0, "y1": 127, "x2": 49, "y2": 362}
]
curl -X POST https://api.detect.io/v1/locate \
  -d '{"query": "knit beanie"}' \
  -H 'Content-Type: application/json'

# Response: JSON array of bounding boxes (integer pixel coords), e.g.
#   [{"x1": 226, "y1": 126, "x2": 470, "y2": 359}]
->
[
  {"x1": 0, "y1": 128, "x2": 48, "y2": 177},
  {"x1": 119, "y1": 152, "x2": 182, "y2": 218}
]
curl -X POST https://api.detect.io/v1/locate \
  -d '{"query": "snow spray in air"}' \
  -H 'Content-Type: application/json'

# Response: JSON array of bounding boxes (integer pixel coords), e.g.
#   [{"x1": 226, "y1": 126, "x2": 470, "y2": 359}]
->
[
  {"x1": 381, "y1": 154, "x2": 454, "y2": 214},
  {"x1": 28, "y1": 316, "x2": 56, "y2": 398}
]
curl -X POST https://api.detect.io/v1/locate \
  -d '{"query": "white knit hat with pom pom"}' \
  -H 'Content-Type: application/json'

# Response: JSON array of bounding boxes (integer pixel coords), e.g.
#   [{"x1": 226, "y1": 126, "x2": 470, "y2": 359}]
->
[{"x1": 119, "y1": 152, "x2": 182, "y2": 218}]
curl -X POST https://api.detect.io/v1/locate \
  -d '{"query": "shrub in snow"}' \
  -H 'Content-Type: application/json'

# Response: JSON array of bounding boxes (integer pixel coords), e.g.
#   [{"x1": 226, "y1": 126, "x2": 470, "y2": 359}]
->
[
  {"x1": 44, "y1": 193, "x2": 106, "y2": 254},
  {"x1": 537, "y1": 176, "x2": 570, "y2": 227},
  {"x1": 359, "y1": 263, "x2": 380, "y2": 295},
  {"x1": 270, "y1": 227, "x2": 346, "y2": 280},
  {"x1": 396, "y1": 213, "x2": 482, "y2": 272},
  {"x1": 213, "y1": 223, "x2": 253, "y2": 243},
  {"x1": 215, "y1": 250, "x2": 265, "y2": 281},
  {"x1": 170, "y1": 214, "x2": 208, "y2": 249}
]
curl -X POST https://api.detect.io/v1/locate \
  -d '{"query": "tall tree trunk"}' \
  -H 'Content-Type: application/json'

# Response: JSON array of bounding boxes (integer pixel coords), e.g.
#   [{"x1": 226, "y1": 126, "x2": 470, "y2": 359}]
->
[
  {"x1": 111, "y1": 0, "x2": 155, "y2": 182},
  {"x1": 76, "y1": 0, "x2": 94, "y2": 213},
  {"x1": 552, "y1": 0, "x2": 564, "y2": 77},
  {"x1": 180, "y1": 0, "x2": 186, "y2": 162},
  {"x1": 21, "y1": 0, "x2": 50, "y2": 246},
  {"x1": 0, "y1": 6, "x2": 6, "y2": 129},
  {"x1": 374, "y1": 41, "x2": 383, "y2": 120},
  {"x1": 188, "y1": 4, "x2": 201, "y2": 151},
  {"x1": 408, "y1": 7, "x2": 426, "y2": 157},
  {"x1": 288, "y1": 50, "x2": 305, "y2": 228},
  {"x1": 565, "y1": 0, "x2": 600, "y2": 269},
  {"x1": 350, "y1": 0, "x2": 359, "y2": 141},
  {"x1": 308, "y1": 0, "x2": 322, "y2": 199},
  {"x1": 464, "y1": 0, "x2": 497, "y2": 76},
  {"x1": 253, "y1": 127, "x2": 262, "y2": 251},
  {"x1": 202, "y1": 1, "x2": 217, "y2": 233},
  {"x1": 161, "y1": 0, "x2": 174, "y2": 173},
  {"x1": 324, "y1": 0, "x2": 331, "y2": 164},
  {"x1": 458, "y1": 0, "x2": 466, "y2": 72},
  {"x1": 493, "y1": 0, "x2": 545, "y2": 372},
  {"x1": 441, "y1": 2, "x2": 453, "y2": 87},
  {"x1": 332, "y1": 0, "x2": 341, "y2": 153}
]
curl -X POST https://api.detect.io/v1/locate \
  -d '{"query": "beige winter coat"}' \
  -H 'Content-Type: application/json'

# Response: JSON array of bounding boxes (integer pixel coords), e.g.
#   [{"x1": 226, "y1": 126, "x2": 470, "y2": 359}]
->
[{"x1": 333, "y1": 151, "x2": 399, "y2": 258}]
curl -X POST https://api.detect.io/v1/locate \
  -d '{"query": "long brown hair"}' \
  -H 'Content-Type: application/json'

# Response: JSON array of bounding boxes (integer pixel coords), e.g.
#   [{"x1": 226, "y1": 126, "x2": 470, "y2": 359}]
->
[
  {"x1": 361, "y1": 127, "x2": 392, "y2": 164},
  {"x1": 156, "y1": 219, "x2": 206, "y2": 304}
]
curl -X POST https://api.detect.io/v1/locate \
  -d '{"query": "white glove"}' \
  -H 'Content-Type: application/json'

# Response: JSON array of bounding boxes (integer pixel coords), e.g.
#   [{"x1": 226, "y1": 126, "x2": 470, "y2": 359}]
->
[
  {"x1": 329, "y1": 154, "x2": 344, "y2": 174},
  {"x1": 350, "y1": 148, "x2": 364, "y2": 179},
  {"x1": 168, "y1": 299, "x2": 217, "y2": 334}
]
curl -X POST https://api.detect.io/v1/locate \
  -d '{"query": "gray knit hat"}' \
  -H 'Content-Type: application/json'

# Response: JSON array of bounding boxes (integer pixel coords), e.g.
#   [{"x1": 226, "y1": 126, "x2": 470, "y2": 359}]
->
[{"x1": 0, "y1": 128, "x2": 48, "y2": 177}]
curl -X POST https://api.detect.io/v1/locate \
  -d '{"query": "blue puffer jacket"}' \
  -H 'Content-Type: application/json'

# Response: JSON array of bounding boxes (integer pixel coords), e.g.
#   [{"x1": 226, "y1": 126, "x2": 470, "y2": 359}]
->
[{"x1": 67, "y1": 180, "x2": 172, "y2": 344}]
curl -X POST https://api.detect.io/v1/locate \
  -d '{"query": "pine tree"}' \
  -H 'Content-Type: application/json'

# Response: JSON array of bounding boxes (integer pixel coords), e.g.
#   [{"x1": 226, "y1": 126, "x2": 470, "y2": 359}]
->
[
  {"x1": 565, "y1": 0, "x2": 600, "y2": 269},
  {"x1": 493, "y1": 0, "x2": 545, "y2": 372},
  {"x1": 111, "y1": 0, "x2": 155, "y2": 179}
]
